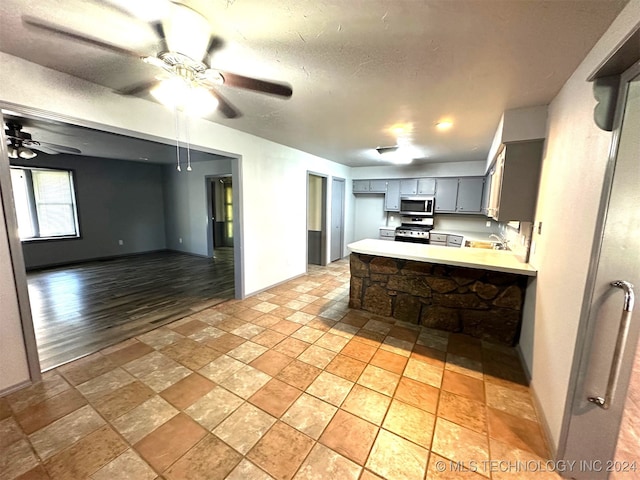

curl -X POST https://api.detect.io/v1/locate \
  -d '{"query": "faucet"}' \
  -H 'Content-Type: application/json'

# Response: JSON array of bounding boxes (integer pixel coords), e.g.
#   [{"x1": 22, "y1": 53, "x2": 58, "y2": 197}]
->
[{"x1": 489, "y1": 234, "x2": 509, "y2": 250}]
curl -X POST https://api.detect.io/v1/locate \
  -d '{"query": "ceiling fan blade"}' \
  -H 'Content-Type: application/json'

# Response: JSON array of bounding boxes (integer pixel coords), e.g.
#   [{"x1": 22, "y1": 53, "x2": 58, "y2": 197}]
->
[
  {"x1": 28, "y1": 144, "x2": 59, "y2": 155},
  {"x1": 203, "y1": 35, "x2": 224, "y2": 66},
  {"x1": 116, "y1": 80, "x2": 160, "y2": 96},
  {"x1": 149, "y1": 20, "x2": 168, "y2": 52},
  {"x1": 28, "y1": 142, "x2": 82, "y2": 154},
  {"x1": 40, "y1": 143, "x2": 82, "y2": 154},
  {"x1": 208, "y1": 89, "x2": 241, "y2": 119},
  {"x1": 22, "y1": 16, "x2": 143, "y2": 58},
  {"x1": 219, "y1": 72, "x2": 293, "y2": 98}
]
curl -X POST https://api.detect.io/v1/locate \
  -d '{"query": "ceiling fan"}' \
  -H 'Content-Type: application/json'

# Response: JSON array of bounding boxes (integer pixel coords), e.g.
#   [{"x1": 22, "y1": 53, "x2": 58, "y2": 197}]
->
[
  {"x1": 5, "y1": 122, "x2": 81, "y2": 159},
  {"x1": 22, "y1": 2, "x2": 293, "y2": 119}
]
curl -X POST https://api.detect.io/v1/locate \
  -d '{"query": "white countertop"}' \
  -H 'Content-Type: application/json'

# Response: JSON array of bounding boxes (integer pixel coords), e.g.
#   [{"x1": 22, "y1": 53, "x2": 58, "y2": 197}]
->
[{"x1": 348, "y1": 238, "x2": 536, "y2": 276}]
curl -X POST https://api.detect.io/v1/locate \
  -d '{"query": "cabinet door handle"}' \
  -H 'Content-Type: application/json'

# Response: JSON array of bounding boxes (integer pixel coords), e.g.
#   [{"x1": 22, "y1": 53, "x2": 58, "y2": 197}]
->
[{"x1": 588, "y1": 280, "x2": 635, "y2": 409}]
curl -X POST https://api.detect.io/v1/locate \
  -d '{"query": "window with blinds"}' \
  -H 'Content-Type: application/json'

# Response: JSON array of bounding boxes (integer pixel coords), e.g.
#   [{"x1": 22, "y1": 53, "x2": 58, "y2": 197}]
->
[{"x1": 9, "y1": 166, "x2": 79, "y2": 240}]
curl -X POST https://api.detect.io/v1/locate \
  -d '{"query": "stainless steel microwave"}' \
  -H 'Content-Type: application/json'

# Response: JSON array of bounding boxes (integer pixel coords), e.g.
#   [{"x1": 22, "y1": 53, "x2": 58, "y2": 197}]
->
[{"x1": 399, "y1": 196, "x2": 435, "y2": 216}]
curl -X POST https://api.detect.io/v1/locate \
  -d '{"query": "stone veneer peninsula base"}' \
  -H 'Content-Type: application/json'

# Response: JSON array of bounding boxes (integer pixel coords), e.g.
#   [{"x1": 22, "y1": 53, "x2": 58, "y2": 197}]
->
[{"x1": 349, "y1": 252, "x2": 529, "y2": 346}]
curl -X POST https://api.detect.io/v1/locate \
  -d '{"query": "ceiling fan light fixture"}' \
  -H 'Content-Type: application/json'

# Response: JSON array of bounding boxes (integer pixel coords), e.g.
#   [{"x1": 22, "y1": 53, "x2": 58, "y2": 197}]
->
[
  {"x1": 186, "y1": 85, "x2": 219, "y2": 117},
  {"x1": 151, "y1": 76, "x2": 190, "y2": 107},
  {"x1": 151, "y1": 78, "x2": 218, "y2": 117},
  {"x1": 18, "y1": 146, "x2": 37, "y2": 159},
  {"x1": 7, "y1": 144, "x2": 18, "y2": 159}
]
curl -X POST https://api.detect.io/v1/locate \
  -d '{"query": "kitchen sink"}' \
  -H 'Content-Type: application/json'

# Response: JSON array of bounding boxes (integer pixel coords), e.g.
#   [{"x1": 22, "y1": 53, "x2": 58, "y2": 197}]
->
[{"x1": 465, "y1": 240, "x2": 500, "y2": 250}]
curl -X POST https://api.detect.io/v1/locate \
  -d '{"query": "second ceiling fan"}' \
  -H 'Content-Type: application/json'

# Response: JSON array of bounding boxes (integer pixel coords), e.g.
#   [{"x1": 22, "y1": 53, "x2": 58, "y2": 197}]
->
[{"x1": 23, "y1": 1, "x2": 293, "y2": 119}]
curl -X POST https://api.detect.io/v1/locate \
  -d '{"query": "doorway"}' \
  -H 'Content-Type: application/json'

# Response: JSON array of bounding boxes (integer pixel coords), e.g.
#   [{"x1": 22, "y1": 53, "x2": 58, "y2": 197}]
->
[
  {"x1": 0, "y1": 107, "x2": 245, "y2": 373},
  {"x1": 307, "y1": 173, "x2": 327, "y2": 266},
  {"x1": 330, "y1": 177, "x2": 345, "y2": 262},
  {"x1": 207, "y1": 175, "x2": 234, "y2": 257},
  {"x1": 558, "y1": 64, "x2": 639, "y2": 477}
]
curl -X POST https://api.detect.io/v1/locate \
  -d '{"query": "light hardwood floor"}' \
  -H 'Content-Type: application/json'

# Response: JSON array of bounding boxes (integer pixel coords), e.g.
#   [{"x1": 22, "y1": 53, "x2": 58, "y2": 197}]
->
[{"x1": 27, "y1": 249, "x2": 235, "y2": 370}]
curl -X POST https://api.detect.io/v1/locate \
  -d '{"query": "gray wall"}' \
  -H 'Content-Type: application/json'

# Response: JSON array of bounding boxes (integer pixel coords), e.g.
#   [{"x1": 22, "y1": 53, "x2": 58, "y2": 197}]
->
[
  {"x1": 163, "y1": 158, "x2": 233, "y2": 256},
  {"x1": 17, "y1": 154, "x2": 167, "y2": 269}
]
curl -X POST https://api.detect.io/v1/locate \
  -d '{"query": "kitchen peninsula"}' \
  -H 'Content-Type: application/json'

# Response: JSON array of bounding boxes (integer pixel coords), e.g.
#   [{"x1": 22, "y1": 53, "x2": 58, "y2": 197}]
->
[{"x1": 347, "y1": 239, "x2": 536, "y2": 345}]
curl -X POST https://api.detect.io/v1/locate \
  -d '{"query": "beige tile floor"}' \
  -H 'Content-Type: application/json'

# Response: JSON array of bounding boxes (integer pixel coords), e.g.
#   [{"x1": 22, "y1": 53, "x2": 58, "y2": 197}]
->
[{"x1": 0, "y1": 259, "x2": 560, "y2": 480}]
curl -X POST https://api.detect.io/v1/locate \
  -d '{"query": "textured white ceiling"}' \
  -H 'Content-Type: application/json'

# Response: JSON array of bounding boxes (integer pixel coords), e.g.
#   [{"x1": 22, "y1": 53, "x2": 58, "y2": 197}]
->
[{"x1": 0, "y1": 0, "x2": 628, "y2": 167}]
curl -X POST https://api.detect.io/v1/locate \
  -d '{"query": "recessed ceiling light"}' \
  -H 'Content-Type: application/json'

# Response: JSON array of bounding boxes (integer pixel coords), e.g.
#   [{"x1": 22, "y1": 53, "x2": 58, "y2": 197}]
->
[
  {"x1": 389, "y1": 122, "x2": 413, "y2": 137},
  {"x1": 435, "y1": 121, "x2": 453, "y2": 131}
]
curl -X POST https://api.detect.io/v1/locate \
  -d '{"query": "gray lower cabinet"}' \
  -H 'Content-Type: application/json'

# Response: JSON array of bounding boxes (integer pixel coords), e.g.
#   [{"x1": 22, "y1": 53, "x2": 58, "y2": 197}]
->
[
  {"x1": 379, "y1": 228, "x2": 396, "y2": 240},
  {"x1": 384, "y1": 180, "x2": 400, "y2": 211},
  {"x1": 435, "y1": 178, "x2": 458, "y2": 212},
  {"x1": 417, "y1": 178, "x2": 436, "y2": 195},
  {"x1": 447, "y1": 235, "x2": 463, "y2": 247},
  {"x1": 429, "y1": 233, "x2": 448, "y2": 246},
  {"x1": 456, "y1": 177, "x2": 484, "y2": 213}
]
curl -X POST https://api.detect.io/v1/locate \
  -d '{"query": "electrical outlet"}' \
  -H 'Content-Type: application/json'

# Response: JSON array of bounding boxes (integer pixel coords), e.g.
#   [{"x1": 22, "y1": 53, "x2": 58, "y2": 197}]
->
[
  {"x1": 118, "y1": 239, "x2": 123, "y2": 246},
  {"x1": 179, "y1": 238, "x2": 183, "y2": 244}
]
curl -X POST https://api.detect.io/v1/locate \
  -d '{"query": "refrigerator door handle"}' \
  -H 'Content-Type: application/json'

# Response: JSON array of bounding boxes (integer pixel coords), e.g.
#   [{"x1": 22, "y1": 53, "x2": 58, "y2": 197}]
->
[{"x1": 588, "y1": 280, "x2": 635, "y2": 409}]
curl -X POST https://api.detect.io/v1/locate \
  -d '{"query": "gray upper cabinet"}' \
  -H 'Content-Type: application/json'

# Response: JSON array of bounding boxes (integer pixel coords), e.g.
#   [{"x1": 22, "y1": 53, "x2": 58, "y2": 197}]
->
[
  {"x1": 369, "y1": 180, "x2": 388, "y2": 193},
  {"x1": 399, "y1": 179, "x2": 418, "y2": 195},
  {"x1": 435, "y1": 178, "x2": 458, "y2": 212},
  {"x1": 456, "y1": 177, "x2": 484, "y2": 213},
  {"x1": 353, "y1": 180, "x2": 370, "y2": 193},
  {"x1": 353, "y1": 179, "x2": 388, "y2": 193},
  {"x1": 353, "y1": 173, "x2": 499, "y2": 216},
  {"x1": 384, "y1": 180, "x2": 401, "y2": 211},
  {"x1": 487, "y1": 140, "x2": 544, "y2": 221},
  {"x1": 417, "y1": 178, "x2": 436, "y2": 195},
  {"x1": 434, "y1": 177, "x2": 484, "y2": 214}
]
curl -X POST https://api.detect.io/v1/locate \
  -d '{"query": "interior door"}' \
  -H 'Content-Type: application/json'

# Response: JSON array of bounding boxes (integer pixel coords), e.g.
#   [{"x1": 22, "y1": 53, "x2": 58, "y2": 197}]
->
[
  {"x1": 559, "y1": 65, "x2": 639, "y2": 478},
  {"x1": 330, "y1": 178, "x2": 345, "y2": 262},
  {"x1": 307, "y1": 174, "x2": 326, "y2": 266}
]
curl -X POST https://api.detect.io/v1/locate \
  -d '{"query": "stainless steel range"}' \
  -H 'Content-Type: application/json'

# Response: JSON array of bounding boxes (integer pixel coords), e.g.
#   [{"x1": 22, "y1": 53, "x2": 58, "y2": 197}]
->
[{"x1": 394, "y1": 216, "x2": 434, "y2": 244}]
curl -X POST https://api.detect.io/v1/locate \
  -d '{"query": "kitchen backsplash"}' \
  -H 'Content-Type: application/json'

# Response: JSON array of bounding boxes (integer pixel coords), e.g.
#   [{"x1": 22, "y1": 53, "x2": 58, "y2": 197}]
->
[
  {"x1": 499, "y1": 221, "x2": 533, "y2": 262},
  {"x1": 433, "y1": 215, "x2": 498, "y2": 233},
  {"x1": 387, "y1": 213, "x2": 499, "y2": 233}
]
